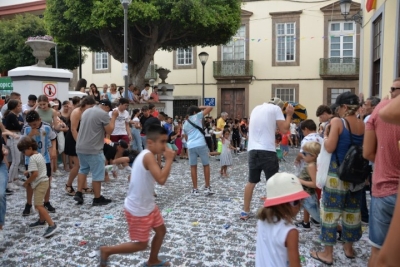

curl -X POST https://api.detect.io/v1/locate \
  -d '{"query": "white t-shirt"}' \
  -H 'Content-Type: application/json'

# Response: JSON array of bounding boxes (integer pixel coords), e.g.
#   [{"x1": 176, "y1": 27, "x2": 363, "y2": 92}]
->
[
  {"x1": 124, "y1": 150, "x2": 156, "y2": 216},
  {"x1": 256, "y1": 219, "x2": 296, "y2": 267},
  {"x1": 109, "y1": 108, "x2": 130, "y2": 136},
  {"x1": 247, "y1": 103, "x2": 285, "y2": 152},
  {"x1": 300, "y1": 132, "x2": 324, "y2": 153},
  {"x1": 109, "y1": 92, "x2": 120, "y2": 103},
  {"x1": 290, "y1": 123, "x2": 297, "y2": 135},
  {"x1": 141, "y1": 89, "x2": 149, "y2": 101},
  {"x1": 28, "y1": 154, "x2": 49, "y2": 189}
]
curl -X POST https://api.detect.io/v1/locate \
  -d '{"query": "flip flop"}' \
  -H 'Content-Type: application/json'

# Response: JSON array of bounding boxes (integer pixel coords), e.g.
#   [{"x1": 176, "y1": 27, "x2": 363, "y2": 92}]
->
[
  {"x1": 310, "y1": 252, "x2": 333, "y2": 266},
  {"x1": 143, "y1": 260, "x2": 170, "y2": 267},
  {"x1": 343, "y1": 247, "x2": 356, "y2": 259}
]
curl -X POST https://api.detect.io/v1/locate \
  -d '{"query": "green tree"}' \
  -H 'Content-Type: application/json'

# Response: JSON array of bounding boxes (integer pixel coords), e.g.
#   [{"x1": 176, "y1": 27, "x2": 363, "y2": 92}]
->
[
  {"x1": 0, "y1": 14, "x2": 82, "y2": 73},
  {"x1": 45, "y1": 0, "x2": 241, "y2": 87}
]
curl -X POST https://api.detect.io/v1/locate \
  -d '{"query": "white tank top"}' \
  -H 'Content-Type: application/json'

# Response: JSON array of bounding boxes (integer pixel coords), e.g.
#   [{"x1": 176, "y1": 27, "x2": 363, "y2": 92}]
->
[
  {"x1": 124, "y1": 149, "x2": 156, "y2": 216},
  {"x1": 256, "y1": 219, "x2": 296, "y2": 267}
]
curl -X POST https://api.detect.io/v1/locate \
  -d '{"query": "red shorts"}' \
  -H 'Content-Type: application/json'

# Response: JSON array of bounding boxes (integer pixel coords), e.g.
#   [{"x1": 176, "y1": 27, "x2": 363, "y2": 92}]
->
[
  {"x1": 124, "y1": 206, "x2": 164, "y2": 242},
  {"x1": 110, "y1": 135, "x2": 130, "y2": 143}
]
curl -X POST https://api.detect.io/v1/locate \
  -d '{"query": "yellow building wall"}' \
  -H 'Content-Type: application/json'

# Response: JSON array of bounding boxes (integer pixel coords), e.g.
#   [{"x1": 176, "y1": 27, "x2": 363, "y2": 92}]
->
[{"x1": 361, "y1": 0, "x2": 399, "y2": 98}]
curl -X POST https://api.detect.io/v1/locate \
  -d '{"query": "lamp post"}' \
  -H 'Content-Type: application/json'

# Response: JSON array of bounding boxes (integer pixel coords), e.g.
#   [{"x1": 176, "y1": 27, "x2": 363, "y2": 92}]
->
[
  {"x1": 120, "y1": 0, "x2": 132, "y2": 99},
  {"x1": 149, "y1": 78, "x2": 155, "y2": 93},
  {"x1": 339, "y1": 0, "x2": 363, "y2": 25},
  {"x1": 198, "y1": 52, "x2": 209, "y2": 106}
]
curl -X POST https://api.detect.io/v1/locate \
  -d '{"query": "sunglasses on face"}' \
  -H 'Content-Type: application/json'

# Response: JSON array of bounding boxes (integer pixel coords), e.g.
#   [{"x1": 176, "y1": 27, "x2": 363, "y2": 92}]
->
[
  {"x1": 301, "y1": 152, "x2": 314, "y2": 157},
  {"x1": 390, "y1": 87, "x2": 400, "y2": 92},
  {"x1": 289, "y1": 200, "x2": 302, "y2": 206}
]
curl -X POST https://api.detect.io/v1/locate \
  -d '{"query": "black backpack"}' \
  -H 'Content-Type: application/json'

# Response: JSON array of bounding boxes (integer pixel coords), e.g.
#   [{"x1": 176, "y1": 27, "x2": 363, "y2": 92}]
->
[{"x1": 335, "y1": 119, "x2": 369, "y2": 184}]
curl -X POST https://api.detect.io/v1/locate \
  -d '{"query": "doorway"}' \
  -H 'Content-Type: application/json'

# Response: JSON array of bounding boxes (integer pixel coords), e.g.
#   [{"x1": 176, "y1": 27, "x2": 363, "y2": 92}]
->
[{"x1": 220, "y1": 88, "x2": 245, "y2": 119}]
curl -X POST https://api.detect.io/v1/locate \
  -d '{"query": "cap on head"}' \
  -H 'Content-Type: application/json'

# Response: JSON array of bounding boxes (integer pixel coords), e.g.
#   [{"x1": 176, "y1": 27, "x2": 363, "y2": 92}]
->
[
  {"x1": 335, "y1": 91, "x2": 359, "y2": 106},
  {"x1": 269, "y1": 97, "x2": 284, "y2": 109},
  {"x1": 263, "y1": 172, "x2": 309, "y2": 207},
  {"x1": 49, "y1": 101, "x2": 57, "y2": 107},
  {"x1": 99, "y1": 99, "x2": 112, "y2": 110}
]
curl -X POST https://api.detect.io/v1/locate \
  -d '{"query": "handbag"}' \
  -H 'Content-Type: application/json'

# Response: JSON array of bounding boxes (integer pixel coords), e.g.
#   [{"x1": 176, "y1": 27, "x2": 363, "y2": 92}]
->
[
  {"x1": 57, "y1": 131, "x2": 65, "y2": 154},
  {"x1": 316, "y1": 140, "x2": 331, "y2": 189}
]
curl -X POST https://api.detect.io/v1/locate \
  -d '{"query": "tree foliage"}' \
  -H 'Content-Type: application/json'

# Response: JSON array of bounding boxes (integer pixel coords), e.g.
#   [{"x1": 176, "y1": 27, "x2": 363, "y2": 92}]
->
[
  {"x1": 45, "y1": 0, "x2": 241, "y2": 87},
  {"x1": 0, "y1": 14, "x2": 82, "y2": 72}
]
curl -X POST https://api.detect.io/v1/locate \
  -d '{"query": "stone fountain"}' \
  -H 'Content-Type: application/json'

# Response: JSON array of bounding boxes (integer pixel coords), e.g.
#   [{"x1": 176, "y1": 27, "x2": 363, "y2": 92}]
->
[{"x1": 8, "y1": 36, "x2": 72, "y2": 101}]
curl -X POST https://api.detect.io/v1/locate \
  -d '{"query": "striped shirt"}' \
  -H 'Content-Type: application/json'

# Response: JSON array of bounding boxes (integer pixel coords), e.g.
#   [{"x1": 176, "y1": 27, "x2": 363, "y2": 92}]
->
[
  {"x1": 28, "y1": 153, "x2": 49, "y2": 189},
  {"x1": 22, "y1": 122, "x2": 56, "y2": 165}
]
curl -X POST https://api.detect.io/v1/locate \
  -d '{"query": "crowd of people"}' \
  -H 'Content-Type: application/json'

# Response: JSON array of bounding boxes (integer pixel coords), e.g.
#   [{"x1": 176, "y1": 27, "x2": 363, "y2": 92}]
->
[{"x1": 0, "y1": 77, "x2": 399, "y2": 267}]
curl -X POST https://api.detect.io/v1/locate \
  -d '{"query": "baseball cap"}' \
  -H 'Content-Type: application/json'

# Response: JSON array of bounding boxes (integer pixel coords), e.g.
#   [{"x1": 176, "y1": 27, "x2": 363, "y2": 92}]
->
[
  {"x1": 99, "y1": 99, "x2": 112, "y2": 110},
  {"x1": 49, "y1": 101, "x2": 57, "y2": 107},
  {"x1": 264, "y1": 172, "x2": 310, "y2": 207},
  {"x1": 335, "y1": 91, "x2": 359, "y2": 106},
  {"x1": 269, "y1": 97, "x2": 284, "y2": 109}
]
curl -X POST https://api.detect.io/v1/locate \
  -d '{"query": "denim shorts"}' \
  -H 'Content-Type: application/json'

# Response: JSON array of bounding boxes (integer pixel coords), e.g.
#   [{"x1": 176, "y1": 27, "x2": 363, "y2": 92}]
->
[
  {"x1": 303, "y1": 193, "x2": 321, "y2": 223},
  {"x1": 369, "y1": 194, "x2": 397, "y2": 248},
  {"x1": 248, "y1": 150, "x2": 279, "y2": 183},
  {"x1": 188, "y1": 145, "x2": 210, "y2": 166},
  {"x1": 77, "y1": 153, "x2": 106, "y2": 182},
  {"x1": 280, "y1": 145, "x2": 289, "y2": 153}
]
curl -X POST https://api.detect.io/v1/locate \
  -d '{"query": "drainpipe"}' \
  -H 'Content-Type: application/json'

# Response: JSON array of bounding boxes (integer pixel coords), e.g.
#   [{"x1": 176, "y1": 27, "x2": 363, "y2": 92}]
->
[{"x1": 359, "y1": 0, "x2": 365, "y2": 96}]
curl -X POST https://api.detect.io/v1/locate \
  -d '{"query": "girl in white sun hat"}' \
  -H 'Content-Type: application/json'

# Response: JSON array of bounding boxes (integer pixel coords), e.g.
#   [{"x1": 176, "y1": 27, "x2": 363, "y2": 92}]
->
[{"x1": 256, "y1": 172, "x2": 309, "y2": 267}]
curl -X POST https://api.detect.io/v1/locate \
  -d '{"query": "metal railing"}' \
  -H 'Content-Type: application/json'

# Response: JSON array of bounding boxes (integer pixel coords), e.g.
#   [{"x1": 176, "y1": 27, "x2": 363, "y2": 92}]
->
[
  {"x1": 319, "y1": 58, "x2": 359, "y2": 76},
  {"x1": 213, "y1": 60, "x2": 253, "y2": 77},
  {"x1": 145, "y1": 64, "x2": 157, "y2": 80}
]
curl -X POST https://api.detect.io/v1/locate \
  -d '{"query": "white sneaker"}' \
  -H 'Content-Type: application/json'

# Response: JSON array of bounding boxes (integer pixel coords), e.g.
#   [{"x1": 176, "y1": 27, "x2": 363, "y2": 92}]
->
[
  {"x1": 204, "y1": 186, "x2": 215, "y2": 195},
  {"x1": 53, "y1": 170, "x2": 62, "y2": 176},
  {"x1": 7, "y1": 183, "x2": 18, "y2": 191},
  {"x1": 191, "y1": 189, "x2": 200, "y2": 196}
]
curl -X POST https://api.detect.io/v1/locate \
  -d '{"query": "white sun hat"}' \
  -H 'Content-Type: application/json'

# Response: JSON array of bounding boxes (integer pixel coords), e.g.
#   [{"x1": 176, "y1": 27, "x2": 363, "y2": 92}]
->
[{"x1": 264, "y1": 172, "x2": 310, "y2": 207}]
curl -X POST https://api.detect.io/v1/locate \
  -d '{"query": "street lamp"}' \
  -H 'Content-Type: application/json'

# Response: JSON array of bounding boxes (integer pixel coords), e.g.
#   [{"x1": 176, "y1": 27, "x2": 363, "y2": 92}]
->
[
  {"x1": 339, "y1": 0, "x2": 363, "y2": 25},
  {"x1": 198, "y1": 51, "x2": 209, "y2": 106},
  {"x1": 120, "y1": 0, "x2": 132, "y2": 99}
]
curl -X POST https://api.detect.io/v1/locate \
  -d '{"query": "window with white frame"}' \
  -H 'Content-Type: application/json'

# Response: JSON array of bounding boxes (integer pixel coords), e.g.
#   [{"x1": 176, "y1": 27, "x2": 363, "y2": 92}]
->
[
  {"x1": 329, "y1": 22, "x2": 356, "y2": 60},
  {"x1": 329, "y1": 88, "x2": 352, "y2": 105},
  {"x1": 275, "y1": 88, "x2": 295, "y2": 102},
  {"x1": 276, "y1": 23, "x2": 295, "y2": 62},
  {"x1": 94, "y1": 52, "x2": 109, "y2": 70},
  {"x1": 176, "y1": 47, "x2": 193, "y2": 65},
  {"x1": 222, "y1": 25, "x2": 246, "y2": 60}
]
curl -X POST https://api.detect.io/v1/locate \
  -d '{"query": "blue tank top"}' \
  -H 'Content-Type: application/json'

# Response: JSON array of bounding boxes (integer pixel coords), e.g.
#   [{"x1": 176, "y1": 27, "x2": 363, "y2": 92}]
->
[{"x1": 329, "y1": 118, "x2": 363, "y2": 172}]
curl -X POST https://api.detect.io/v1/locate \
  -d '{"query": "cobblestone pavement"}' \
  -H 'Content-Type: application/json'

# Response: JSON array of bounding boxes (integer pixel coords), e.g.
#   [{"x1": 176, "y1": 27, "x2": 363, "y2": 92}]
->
[{"x1": 0, "y1": 148, "x2": 370, "y2": 266}]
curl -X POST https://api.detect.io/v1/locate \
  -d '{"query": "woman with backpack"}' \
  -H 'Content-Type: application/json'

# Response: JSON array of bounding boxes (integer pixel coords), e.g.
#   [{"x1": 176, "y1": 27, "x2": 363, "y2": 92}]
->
[{"x1": 310, "y1": 92, "x2": 365, "y2": 266}]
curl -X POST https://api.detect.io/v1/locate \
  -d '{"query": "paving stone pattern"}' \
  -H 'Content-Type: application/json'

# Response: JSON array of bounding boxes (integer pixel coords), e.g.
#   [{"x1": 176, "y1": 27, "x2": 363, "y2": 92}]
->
[{"x1": 0, "y1": 148, "x2": 370, "y2": 266}]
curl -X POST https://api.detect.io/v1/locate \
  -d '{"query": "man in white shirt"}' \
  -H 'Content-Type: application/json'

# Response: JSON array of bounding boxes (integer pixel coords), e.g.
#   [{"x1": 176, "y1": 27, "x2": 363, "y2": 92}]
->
[
  {"x1": 22, "y1": 94, "x2": 38, "y2": 122},
  {"x1": 141, "y1": 83, "x2": 150, "y2": 103},
  {"x1": 240, "y1": 97, "x2": 294, "y2": 220},
  {"x1": 107, "y1": 98, "x2": 132, "y2": 143},
  {"x1": 362, "y1": 96, "x2": 381, "y2": 123}
]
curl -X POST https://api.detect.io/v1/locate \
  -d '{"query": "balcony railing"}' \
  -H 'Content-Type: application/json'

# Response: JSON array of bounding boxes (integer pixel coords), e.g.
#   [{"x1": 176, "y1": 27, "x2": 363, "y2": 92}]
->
[
  {"x1": 145, "y1": 64, "x2": 157, "y2": 80},
  {"x1": 319, "y1": 58, "x2": 359, "y2": 79},
  {"x1": 213, "y1": 60, "x2": 253, "y2": 79}
]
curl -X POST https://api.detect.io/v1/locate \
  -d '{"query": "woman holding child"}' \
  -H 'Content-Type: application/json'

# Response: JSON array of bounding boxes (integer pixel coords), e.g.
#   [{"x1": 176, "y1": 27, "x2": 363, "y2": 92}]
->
[{"x1": 310, "y1": 91, "x2": 365, "y2": 265}]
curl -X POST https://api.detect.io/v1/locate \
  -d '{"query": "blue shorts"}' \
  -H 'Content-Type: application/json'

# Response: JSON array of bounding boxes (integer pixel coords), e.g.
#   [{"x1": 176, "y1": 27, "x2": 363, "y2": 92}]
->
[
  {"x1": 77, "y1": 153, "x2": 106, "y2": 182},
  {"x1": 303, "y1": 193, "x2": 321, "y2": 223},
  {"x1": 188, "y1": 146, "x2": 209, "y2": 166},
  {"x1": 369, "y1": 194, "x2": 397, "y2": 248},
  {"x1": 280, "y1": 145, "x2": 289, "y2": 153}
]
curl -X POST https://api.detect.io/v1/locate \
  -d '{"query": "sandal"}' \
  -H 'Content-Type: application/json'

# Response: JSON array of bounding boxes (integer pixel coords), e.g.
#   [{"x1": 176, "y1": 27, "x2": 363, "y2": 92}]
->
[
  {"x1": 65, "y1": 184, "x2": 75, "y2": 196},
  {"x1": 143, "y1": 260, "x2": 170, "y2": 267},
  {"x1": 82, "y1": 188, "x2": 94, "y2": 194},
  {"x1": 310, "y1": 252, "x2": 333, "y2": 266},
  {"x1": 343, "y1": 246, "x2": 356, "y2": 259}
]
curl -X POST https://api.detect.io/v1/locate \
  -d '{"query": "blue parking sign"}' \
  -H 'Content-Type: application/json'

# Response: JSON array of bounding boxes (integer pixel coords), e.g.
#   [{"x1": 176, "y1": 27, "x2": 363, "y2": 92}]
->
[{"x1": 204, "y1": 98, "x2": 215, "y2": 106}]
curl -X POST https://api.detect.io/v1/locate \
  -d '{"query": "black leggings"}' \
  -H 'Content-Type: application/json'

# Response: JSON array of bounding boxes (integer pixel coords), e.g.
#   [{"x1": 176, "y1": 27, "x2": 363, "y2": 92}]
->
[
  {"x1": 232, "y1": 135, "x2": 241, "y2": 149},
  {"x1": 205, "y1": 136, "x2": 213, "y2": 152}
]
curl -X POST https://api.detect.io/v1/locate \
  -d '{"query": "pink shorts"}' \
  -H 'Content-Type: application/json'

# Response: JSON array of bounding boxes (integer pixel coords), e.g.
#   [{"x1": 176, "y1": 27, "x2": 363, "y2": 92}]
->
[{"x1": 124, "y1": 206, "x2": 164, "y2": 242}]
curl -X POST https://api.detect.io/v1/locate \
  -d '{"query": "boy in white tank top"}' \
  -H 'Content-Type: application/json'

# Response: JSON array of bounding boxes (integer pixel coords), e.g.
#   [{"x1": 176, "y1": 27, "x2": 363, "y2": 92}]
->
[{"x1": 99, "y1": 125, "x2": 175, "y2": 267}]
